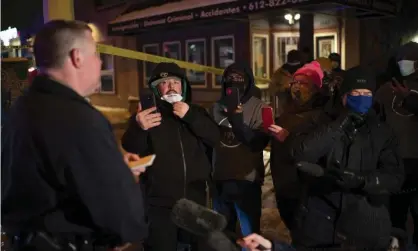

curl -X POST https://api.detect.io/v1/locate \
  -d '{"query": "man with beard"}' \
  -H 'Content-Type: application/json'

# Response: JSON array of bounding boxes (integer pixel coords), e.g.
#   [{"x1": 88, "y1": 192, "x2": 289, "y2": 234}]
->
[
  {"x1": 375, "y1": 42, "x2": 418, "y2": 247},
  {"x1": 267, "y1": 61, "x2": 328, "y2": 231},
  {"x1": 121, "y1": 62, "x2": 219, "y2": 251},
  {"x1": 211, "y1": 62, "x2": 269, "y2": 241},
  {"x1": 239, "y1": 66, "x2": 404, "y2": 251}
]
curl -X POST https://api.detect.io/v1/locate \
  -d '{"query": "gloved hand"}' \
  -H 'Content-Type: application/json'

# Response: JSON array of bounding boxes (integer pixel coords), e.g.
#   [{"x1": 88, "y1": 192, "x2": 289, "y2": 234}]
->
[
  {"x1": 335, "y1": 111, "x2": 367, "y2": 141},
  {"x1": 325, "y1": 167, "x2": 366, "y2": 191}
]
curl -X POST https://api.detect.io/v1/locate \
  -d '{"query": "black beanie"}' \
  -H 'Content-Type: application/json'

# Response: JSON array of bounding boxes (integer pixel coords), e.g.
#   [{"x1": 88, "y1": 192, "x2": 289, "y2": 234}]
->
[
  {"x1": 329, "y1": 53, "x2": 341, "y2": 63},
  {"x1": 339, "y1": 66, "x2": 376, "y2": 95},
  {"x1": 396, "y1": 41, "x2": 418, "y2": 61},
  {"x1": 149, "y1": 62, "x2": 185, "y2": 87}
]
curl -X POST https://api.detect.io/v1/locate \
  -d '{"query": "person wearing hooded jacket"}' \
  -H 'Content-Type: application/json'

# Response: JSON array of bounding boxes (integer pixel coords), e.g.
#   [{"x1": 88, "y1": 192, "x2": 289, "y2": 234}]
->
[
  {"x1": 210, "y1": 62, "x2": 270, "y2": 240},
  {"x1": 375, "y1": 41, "x2": 418, "y2": 247},
  {"x1": 238, "y1": 66, "x2": 404, "y2": 251},
  {"x1": 121, "y1": 62, "x2": 220, "y2": 251}
]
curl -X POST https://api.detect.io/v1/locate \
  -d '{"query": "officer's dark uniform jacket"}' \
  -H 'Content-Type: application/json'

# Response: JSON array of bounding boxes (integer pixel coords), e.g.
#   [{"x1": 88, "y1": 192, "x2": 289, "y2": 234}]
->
[
  {"x1": 121, "y1": 68, "x2": 220, "y2": 208},
  {"x1": 288, "y1": 107, "x2": 404, "y2": 248},
  {"x1": 1, "y1": 76, "x2": 148, "y2": 244}
]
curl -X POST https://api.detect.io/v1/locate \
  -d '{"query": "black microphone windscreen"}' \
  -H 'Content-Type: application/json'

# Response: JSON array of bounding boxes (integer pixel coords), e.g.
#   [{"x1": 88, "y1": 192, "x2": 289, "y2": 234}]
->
[
  {"x1": 171, "y1": 198, "x2": 227, "y2": 236},
  {"x1": 296, "y1": 161, "x2": 325, "y2": 177}
]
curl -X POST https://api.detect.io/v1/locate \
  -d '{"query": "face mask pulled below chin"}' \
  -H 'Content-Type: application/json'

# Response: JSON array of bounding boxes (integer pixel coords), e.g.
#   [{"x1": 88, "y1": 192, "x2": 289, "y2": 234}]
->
[
  {"x1": 346, "y1": 95, "x2": 373, "y2": 114},
  {"x1": 161, "y1": 93, "x2": 183, "y2": 104},
  {"x1": 398, "y1": 60, "x2": 416, "y2": 76}
]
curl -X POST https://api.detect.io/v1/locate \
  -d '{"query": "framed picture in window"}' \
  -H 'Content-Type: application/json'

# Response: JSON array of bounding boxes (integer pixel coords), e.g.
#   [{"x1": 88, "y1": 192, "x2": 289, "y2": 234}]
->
[
  {"x1": 143, "y1": 44, "x2": 160, "y2": 87},
  {"x1": 314, "y1": 32, "x2": 338, "y2": 59},
  {"x1": 252, "y1": 33, "x2": 269, "y2": 88},
  {"x1": 273, "y1": 32, "x2": 299, "y2": 71},
  {"x1": 185, "y1": 38, "x2": 206, "y2": 88},
  {"x1": 163, "y1": 41, "x2": 181, "y2": 60},
  {"x1": 211, "y1": 35, "x2": 235, "y2": 88},
  {"x1": 99, "y1": 53, "x2": 115, "y2": 94}
]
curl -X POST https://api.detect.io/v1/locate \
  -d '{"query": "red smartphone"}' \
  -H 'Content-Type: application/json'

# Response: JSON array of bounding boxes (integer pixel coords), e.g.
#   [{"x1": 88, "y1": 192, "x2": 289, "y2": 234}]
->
[{"x1": 262, "y1": 107, "x2": 274, "y2": 132}]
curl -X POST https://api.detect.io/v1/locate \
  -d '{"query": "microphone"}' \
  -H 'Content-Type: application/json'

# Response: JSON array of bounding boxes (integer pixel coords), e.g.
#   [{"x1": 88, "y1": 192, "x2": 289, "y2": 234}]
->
[
  {"x1": 172, "y1": 198, "x2": 269, "y2": 250},
  {"x1": 296, "y1": 161, "x2": 325, "y2": 177},
  {"x1": 171, "y1": 198, "x2": 227, "y2": 236}
]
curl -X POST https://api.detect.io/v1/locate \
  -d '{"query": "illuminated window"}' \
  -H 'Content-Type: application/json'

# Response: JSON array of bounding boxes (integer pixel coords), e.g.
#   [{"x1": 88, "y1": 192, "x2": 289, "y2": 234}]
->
[
  {"x1": 143, "y1": 44, "x2": 160, "y2": 87},
  {"x1": 186, "y1": 38, "x2": 206, "y2": 87},
  {"x1": 252, "y1": 34, "x2": 269, "y2": 88},
  {"x1": 273, "y1": 32, "x2": 299, "y2": 70},
  {"x1": 211, "y1": 35, "x2": 235, "y2": 88},
  {"x1": 100, "y1": 54, "x2": 115, "y2": 94},
  {"x1": 163, "y1": 41, "x2": 181, "y2": 60}
]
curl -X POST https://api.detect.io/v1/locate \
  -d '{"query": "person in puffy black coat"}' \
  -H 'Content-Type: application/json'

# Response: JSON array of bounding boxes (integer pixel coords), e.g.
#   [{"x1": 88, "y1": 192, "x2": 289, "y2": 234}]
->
[
  {"x1": 239, "y1": 66, "x2": 404, "y2": 251},
  {"x1": 121, "y1": 62, "x2": 220, "y2": 251},
  {"x1": 288, "y1": 66, "x2": 404, "y2": 250}
]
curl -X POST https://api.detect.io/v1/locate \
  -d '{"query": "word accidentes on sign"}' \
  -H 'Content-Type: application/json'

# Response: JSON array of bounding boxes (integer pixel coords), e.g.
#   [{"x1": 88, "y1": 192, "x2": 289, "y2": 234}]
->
[{"x1": 109, "y1": 0, "x2": 311, "y2": 34}]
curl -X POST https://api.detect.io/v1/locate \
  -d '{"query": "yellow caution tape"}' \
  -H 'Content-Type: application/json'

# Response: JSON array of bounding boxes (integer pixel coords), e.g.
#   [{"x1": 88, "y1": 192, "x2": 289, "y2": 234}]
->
[
  {"x1": 1, "y1": 45, "x2": 32, "y2": 49},
  {"x1": 2, "y1": 44, "x2": 271, "y2": 83},
  {"x1": 97, "y1": 44, "x2": 271, "y2": 83}
]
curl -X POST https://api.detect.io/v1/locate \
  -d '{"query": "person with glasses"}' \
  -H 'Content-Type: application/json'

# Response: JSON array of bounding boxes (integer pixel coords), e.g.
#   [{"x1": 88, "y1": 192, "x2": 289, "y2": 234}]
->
[
  {"x1": 267, "y1": 61, "x2": 329, "y2": 232},
  {"x1": 240, "y1": 66, "x2": 404, "y2": 251}
]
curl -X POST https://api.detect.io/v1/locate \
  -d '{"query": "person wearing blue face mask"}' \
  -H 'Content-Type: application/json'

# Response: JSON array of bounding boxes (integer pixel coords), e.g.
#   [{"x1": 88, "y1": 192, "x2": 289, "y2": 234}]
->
[{"x1": 239, "y1": 66, "x2": 404, "y2": 251}]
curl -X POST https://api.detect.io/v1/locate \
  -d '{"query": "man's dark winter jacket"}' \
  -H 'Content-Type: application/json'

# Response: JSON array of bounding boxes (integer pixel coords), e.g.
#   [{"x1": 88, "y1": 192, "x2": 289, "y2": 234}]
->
[
  {"x1": 1, "y1": 76, "x2": 148, "y2": 244},
  {"x1": 288, "y1": 108, "x2": 404, "y2": 249},
  {"x1": 121, "y1": 69, "x2": 220, "y2": 207}
]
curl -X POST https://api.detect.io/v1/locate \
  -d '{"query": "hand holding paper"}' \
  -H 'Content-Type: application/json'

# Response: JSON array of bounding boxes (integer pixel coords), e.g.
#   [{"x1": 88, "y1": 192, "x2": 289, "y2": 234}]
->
[{"x1": 124, "y1": 153, "x2": 156, "y2": 177}]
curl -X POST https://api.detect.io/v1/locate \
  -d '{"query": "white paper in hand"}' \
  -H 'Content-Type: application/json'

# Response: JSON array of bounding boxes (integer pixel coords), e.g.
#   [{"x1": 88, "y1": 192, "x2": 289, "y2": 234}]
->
[{"x1": 128, "y1": 154, "x2": 156, "y2": 171}]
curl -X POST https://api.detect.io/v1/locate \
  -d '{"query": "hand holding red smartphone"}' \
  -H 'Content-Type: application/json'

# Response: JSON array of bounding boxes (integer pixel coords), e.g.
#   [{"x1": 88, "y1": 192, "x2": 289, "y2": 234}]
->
[{"x1": 262, "y1": 106, "x2": 289, "y2": 142}]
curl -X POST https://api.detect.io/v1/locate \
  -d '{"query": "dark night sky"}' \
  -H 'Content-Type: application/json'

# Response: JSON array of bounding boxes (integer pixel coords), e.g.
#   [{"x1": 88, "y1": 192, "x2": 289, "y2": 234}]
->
[{"x1": 1, "y1": 0, "x2": 44, "y2": 40}]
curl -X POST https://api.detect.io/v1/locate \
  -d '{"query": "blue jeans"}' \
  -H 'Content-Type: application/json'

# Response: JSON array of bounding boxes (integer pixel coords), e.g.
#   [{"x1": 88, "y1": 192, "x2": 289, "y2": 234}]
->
[
  {"x1": 212, "y1": 180, "x2": 262, "y2": 251},
  {"x1": 273, "y1": 241, "x2": 296, "y2": 251}
]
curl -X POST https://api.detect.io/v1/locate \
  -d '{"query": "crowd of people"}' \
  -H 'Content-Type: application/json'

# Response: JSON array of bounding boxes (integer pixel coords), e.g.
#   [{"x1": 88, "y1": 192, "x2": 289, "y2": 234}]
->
[{"x1": 2, "y1": 19, "x2": 418, "y2": 251}]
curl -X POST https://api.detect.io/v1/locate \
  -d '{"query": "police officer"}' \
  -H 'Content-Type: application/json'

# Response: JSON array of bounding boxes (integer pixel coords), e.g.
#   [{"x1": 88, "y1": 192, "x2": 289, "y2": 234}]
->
[{"x1": 1, "y1": 20, "x2": 147, "y2": 250}]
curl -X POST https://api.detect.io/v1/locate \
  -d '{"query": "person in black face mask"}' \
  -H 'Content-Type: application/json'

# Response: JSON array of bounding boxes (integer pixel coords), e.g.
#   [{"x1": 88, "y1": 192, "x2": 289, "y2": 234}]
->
[{"x1": 210, "y1": 62, "x2": 270, "y2": 240}]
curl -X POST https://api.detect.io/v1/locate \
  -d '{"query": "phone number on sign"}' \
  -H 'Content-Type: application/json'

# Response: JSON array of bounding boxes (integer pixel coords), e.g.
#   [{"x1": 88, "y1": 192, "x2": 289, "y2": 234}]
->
[{"x1": 245, "y1": 0, "x2": 310, "y2": 11}]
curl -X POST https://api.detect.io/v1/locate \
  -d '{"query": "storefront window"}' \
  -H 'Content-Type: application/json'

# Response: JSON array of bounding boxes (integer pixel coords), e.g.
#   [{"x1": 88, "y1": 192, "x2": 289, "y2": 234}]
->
[
  {"x1": 273, "y1": 33, "x2": 299, "y2": 70},
  {"x1": 163, "y1": 41, "x2": 181, "y2": 60},
  {"x1": 186, "y1": 39, "x2": 206, "y2": 87},
  {"x1": 252, "y1": 34, "x2": 269, "y2": 87},
  {"x1": 143, "y1": 44, "x2": 160, "y2": 86},
  {"x1": 100, "y1": 53, "x2": 115, "y2": 94},
  {"x1": 212, "y1": 35, "x2": 235, "y2": 87}
]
